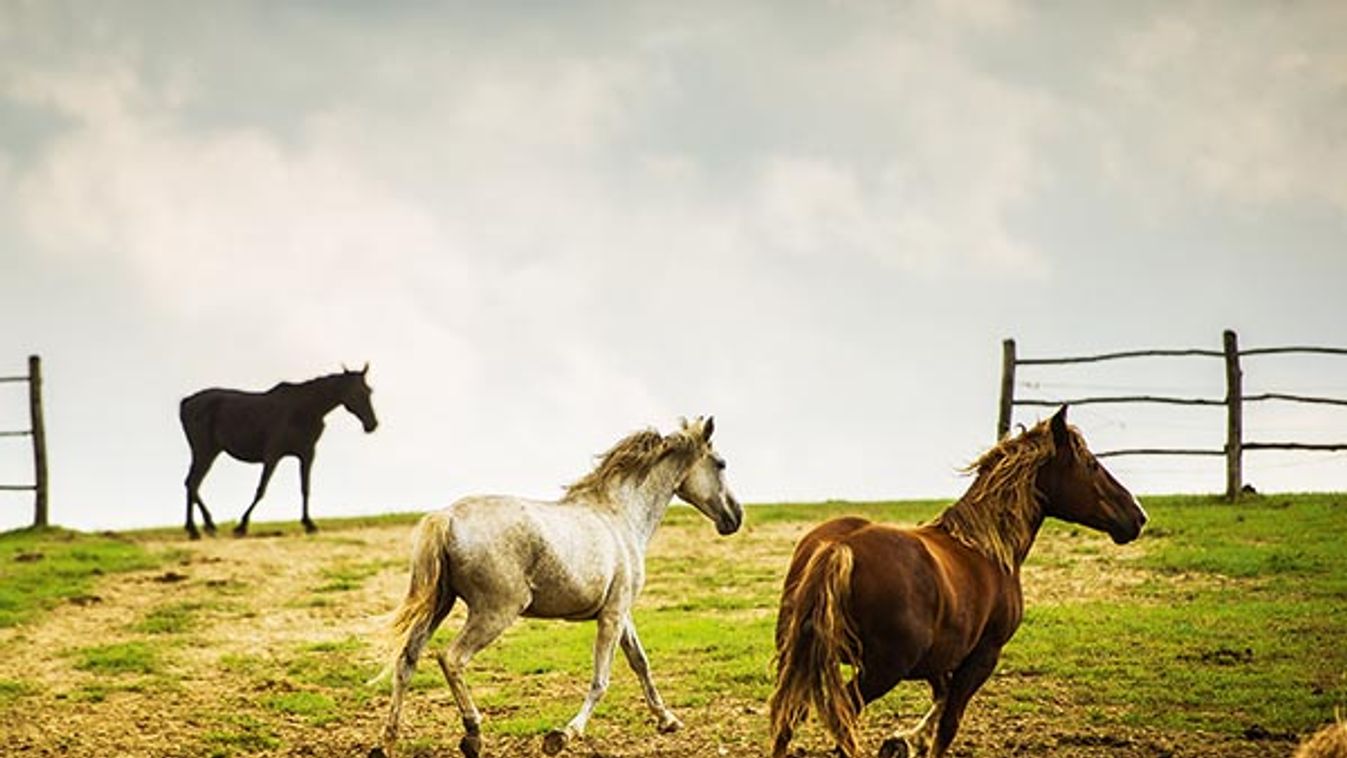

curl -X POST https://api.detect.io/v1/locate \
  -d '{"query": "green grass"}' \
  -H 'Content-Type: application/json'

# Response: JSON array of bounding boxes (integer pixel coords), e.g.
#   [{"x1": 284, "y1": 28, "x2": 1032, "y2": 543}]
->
[
  {"x1": 262, "y1": 690, "x2": 338, "y2": 724},
  {"x1": 72, "y1": 641, "x2": 162, "y2": 675},
  {"x1": 5, "y1": 496, "x2": 1345, "y2": 753},
  {"x1": 0, "y1": 527, "x2": 167, "y2": 627},
  {"x1": 0, "y1": 679, "x2": 34, "y2": 704},
  {"x1": 984, "y1": 494, "x2": 1347, "y2": 735},
  {"x1": 312, "y1": 559, "x2": 397, "y2": 593},
  {"x1": 287, "y1": 637, "x2": 370, "y2": 689},
  {"x1": 204, "y1": 714, "x2": 281, "y2": 756},
  {"x1": 132, "y1": 601, "x2": 207, "y2": 635}
]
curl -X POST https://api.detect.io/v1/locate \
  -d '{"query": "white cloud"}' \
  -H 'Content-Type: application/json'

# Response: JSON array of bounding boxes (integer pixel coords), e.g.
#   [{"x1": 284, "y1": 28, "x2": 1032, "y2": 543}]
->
[
  {"x1": 6, "y1": 59, "x2": 476, "y2": 339},
  {"x1": 1096, "y1": 3, "x2": 1347, "y2": 213},
  {"x1": 739, "y1": 22, "x2": 1055, "y2": 274},
  {"x1": 3, "y1": 3, "x2": 1346, "y2": 531}
]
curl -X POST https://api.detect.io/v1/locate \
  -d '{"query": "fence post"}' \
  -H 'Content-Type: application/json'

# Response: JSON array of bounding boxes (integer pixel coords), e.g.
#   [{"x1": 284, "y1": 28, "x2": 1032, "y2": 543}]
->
[
  {"x1": 28, "y1": 355, "x2": 47, "y2": 527},
  {"x1": 1223, "y1": 331, "x2": 1242, "y2": 502},
  {"x1": 997, "y1": 338, "x2": 1016, "y2": 440}
]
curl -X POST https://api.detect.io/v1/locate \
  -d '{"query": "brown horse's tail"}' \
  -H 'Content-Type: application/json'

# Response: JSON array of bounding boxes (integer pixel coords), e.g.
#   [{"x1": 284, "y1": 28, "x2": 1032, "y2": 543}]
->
[
  {"x1": 769, "y1": 540, "x2": 862, "y2": 758},
  {"x1": 373, "y1": 511, "x2": 457, "y2": 683}
]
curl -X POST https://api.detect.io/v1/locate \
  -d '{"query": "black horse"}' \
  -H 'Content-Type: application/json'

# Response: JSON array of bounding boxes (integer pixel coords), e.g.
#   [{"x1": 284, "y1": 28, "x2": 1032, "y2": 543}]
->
[{"x1": 180, "y1": 365, "x2": 378, "y2": 539}]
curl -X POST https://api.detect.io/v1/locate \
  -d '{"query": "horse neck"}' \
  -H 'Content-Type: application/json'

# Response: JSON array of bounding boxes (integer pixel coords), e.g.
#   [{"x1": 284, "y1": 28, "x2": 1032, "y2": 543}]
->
[
  {"x1": 935, "y1": 486, "x2": 1046, "y2": 573},
  {"x1": 289, "y1": 375, "x2": 347, "y2": 418},
  {"x1": 606, "y1": 457, "x2": 686, "y2": 549}
]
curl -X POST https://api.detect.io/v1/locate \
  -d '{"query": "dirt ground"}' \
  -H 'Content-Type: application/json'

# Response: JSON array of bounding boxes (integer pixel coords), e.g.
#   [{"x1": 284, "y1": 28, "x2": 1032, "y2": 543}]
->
[{"x1": 0, "y1": 520, "x2": 1305, "y2": 758}]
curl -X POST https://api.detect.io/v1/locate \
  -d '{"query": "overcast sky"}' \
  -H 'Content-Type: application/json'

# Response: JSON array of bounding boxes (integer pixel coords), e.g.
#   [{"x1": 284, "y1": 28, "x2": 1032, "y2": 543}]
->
[{"x1": 2, "y1": 1, "x2": 1346, "y2": 532}]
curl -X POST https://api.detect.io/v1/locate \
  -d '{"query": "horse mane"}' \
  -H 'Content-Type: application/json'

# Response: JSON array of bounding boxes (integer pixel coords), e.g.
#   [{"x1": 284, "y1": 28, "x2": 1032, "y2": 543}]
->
[
  {"x1": 563, "y1": 427, "x2": 704, "y2": 506},
  {"x1": 269, "y1": 371, "x2": 357, "y2": 394},
  {"x1": 931, "y1": 417, "x2": 1085, "y2": 572}
]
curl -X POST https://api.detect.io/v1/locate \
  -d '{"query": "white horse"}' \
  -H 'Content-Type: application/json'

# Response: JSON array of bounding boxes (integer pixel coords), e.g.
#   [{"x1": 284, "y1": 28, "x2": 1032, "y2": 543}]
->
[{"x1": 374, "y1": 416, "x2": 742, "y2": 758}]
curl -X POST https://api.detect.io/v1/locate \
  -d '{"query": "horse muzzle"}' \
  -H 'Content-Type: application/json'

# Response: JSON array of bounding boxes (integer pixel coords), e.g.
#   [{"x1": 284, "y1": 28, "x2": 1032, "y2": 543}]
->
[
  {"x1": 1109, "y1": 510, "x2": 1147, "y2": 544},
  {"x1": 716, "y1": 495, "x2": 743, "y2": 535}
]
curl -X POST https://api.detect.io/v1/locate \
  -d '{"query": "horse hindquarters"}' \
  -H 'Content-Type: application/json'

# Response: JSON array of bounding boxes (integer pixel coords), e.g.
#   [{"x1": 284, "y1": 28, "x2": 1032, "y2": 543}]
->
[{"x1": 769, "y1": 541, "x2": 863, "y2": 758}]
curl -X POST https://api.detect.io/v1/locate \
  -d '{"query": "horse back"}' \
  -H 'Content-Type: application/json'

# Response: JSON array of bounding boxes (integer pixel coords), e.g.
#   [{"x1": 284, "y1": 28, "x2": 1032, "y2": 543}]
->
[
  {"x1": 782, "y1": 516, "x2": 1021, "y2": 679},
  {"x1": 441, "y1": 496, "x2": 631, "y2": 621},
  {"x1": 179, "y1": 387, "x2": 295, "y2": 462}
]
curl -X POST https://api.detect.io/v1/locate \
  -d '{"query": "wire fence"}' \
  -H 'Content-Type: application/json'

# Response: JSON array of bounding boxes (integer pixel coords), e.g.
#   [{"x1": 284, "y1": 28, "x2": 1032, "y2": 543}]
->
[{"x1": 997, "y1": 331, "x2": 1347, "y2": 500}]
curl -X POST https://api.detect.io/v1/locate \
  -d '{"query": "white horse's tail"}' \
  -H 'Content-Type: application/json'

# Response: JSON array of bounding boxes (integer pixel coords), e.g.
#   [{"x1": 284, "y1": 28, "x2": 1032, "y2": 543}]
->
[{"x1": 375, "y1": 511, "x2": 457, "y2": 683}]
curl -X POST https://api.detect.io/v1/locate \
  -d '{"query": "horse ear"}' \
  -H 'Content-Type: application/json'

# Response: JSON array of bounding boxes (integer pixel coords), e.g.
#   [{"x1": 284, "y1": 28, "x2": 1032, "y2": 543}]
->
[
  {"x1": 703, "y1": 415, "x2": 715, "y2": 441},
  {"x1": 361, "y1": 362, "x2": 369, "y2": 376},
  {"x1": 1050, "y1": 405, "x2": 1070, "y2": 452}
]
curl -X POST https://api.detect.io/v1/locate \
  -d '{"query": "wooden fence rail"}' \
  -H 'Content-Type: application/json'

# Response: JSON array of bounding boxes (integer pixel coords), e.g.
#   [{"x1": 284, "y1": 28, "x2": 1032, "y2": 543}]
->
[
  {"x1": 997, "y1": 331, "x2": 1347, "y2": 501},
  {"x1": 1, "y1": 355, "x2": 48, "y2": 527}
]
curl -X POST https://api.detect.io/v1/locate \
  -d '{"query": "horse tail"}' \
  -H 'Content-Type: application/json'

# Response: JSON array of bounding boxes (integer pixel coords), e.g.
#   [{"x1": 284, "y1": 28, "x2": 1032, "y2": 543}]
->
[
  {"x1": 769, "y1": 540, "x2": 862, "y2": 758},
  {"x1": 374, "y1": 511, "x2": 458, "y2": 683}
]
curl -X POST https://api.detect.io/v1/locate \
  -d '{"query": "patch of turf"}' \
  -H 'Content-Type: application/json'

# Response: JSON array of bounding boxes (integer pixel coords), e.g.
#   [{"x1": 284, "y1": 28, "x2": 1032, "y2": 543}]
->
[
  {"x1": 0, "y1": 527, "x2": 166, "y2": 627},
  {"x1": 0, "y1": 678, "x2": 34, "y2": 704},
  {"x1": 313, "y1": 560, "x2": 396, "y2": 593},
  {"x1": 203, "y1": 714, "x2": 281, "y2": 756},
  {"x1": 263, "y1": 690, "x2": 338, "y2": 724},
  {"x1": 133, "y1": 601, "x2": 206, "y2": 635},
  {"x1": 73, "y1": 641, "x2": 161, "y2": 675}
]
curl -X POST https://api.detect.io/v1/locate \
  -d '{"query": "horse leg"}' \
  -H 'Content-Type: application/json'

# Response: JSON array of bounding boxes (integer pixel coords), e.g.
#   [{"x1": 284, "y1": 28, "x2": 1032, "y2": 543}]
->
[
  {"x1": 543, "y1": 611, "x2": 622, "y2": 755},
  {"x1": 299, "y1": 452, "x2": 317, "y2": 534},
  {"x1": 842, "y1": 649, "x2": 921, "y2": 758},
  {"x1": 910, "y1": 675, "x2": 950, "y2": 755},
  {"x1": 184, "y1": 450, "x2": 219, "y2": 540},
  {"x1": 433, "y1": 607, "x2": 518, "y2": 758},
  {"x1": 879, "y1": 674, "x2": 949, "y2": 758},
  {"x1": 234, "y1": 458, "x2": 279, "y2": 537},
  {"x1": 618, "y1": 616, "x2": 681, "y2": 734},
  {"x1": 927, "y1": 646, "x2": 1000, "y2": 758},
  {"x1": 376, "y1": 593, "x2": 458, "y2": 758}
]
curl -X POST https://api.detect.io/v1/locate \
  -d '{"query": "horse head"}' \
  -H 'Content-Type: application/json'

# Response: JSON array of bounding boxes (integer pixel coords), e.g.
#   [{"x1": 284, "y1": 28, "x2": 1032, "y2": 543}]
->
[
  {"x1": 674, "y1": 416, "x2": 743, "y2": 536},
  {"x1": 340, "y1": 363, "x2": 379, "y2": 433},
  {"x1": 1038, "y1": 405, "x2": 1146, "y2": 544}
]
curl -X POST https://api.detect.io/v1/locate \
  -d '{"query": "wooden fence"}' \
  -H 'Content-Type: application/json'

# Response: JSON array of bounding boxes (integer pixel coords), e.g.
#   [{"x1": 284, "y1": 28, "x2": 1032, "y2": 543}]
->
[
  {"x1": 997, "y1": 330, "x2": 1347, "y2": 500},
  {"x1": 1, "y1": 355, "x2": 48, "y2": 527}
]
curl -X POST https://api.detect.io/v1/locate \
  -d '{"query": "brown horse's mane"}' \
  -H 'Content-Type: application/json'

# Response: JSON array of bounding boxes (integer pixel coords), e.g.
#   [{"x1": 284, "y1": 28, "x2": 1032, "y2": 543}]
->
[
  {"x1": 932, "y1": 417, "x2": 1086, "y2": 572},
  {"x1": 563, "y1": 427, "x2": 704, "y2": 506}
]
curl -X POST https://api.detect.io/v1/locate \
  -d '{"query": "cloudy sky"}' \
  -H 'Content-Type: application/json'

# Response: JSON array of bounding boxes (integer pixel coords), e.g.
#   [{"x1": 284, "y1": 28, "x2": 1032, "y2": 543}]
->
[{"x1": 2, "y1": 1, "x2": 1345, "y2": 532}]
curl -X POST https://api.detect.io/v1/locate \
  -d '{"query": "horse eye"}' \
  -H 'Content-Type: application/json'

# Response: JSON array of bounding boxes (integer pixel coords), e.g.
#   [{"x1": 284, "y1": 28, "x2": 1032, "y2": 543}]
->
[{"x1": 714, "y1": 458, "x2": 726, "y2": 470}]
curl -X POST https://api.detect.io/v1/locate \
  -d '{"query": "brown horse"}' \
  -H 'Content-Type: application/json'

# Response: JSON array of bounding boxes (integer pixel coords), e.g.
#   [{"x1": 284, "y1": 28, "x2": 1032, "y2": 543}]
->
[{"x1": 769, "y1": 406, "x2": 1146, "y2": 758}]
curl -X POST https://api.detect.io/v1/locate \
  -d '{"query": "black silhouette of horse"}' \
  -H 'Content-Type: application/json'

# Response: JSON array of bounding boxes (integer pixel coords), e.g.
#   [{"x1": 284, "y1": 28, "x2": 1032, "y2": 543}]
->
[{"x1": 179, "y1": 365, "x2": 378, "y2": 539}]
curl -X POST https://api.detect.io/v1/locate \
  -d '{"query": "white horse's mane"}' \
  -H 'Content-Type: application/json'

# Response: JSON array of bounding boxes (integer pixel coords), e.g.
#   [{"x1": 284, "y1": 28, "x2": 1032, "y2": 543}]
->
[{"x1": 563, "y1": 427, "x2": 705, "y2": 506}]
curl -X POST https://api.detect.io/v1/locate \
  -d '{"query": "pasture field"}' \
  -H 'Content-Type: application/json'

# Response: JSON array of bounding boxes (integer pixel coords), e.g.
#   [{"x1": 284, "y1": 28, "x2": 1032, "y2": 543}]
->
[{"x1": 0, "y1": 494, "x2": 1344, "y2": 757}]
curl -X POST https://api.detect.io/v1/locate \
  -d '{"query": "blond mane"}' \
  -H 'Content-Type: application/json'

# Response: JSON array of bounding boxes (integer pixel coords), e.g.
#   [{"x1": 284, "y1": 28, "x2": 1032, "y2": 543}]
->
[
  {"x1": 563, "y1": 427, "x2": 704, "y2": 506},
  {"x1": 932, "y1": 417, "x2": 1086, "y2": 572}
]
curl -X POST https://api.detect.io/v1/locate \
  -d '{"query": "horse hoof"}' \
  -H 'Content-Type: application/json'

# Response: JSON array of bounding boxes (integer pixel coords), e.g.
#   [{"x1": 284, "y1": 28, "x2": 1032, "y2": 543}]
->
[
  {"x1": 878, "y1": 737, "x2": 910, "y2": 758},
  {"x1": 232, "y1": 526, "x2": 248, "y2": 538},
  {"x1": 542, "y1": 729, "x2": 568, "y2": 755},
  {"x1": 657, "y1": 715, "x2": 683, "y2": 734},
  {"x1": 204, "y1": 524, "x2": 217, "y2": 537},
  {"x1": 367, "y1": 748, "x2": 388, "y2": 758},
  {"x1": 187, "y1": 530, "x2": 201, "y2": 541},
  {"x1": 303, "y1": 521, "x2": 319, "y2": 535},
  {"x1": 458, "y1": 732, "x2": 481, "y2": 758}
]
